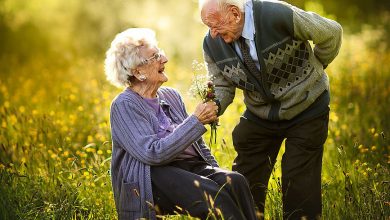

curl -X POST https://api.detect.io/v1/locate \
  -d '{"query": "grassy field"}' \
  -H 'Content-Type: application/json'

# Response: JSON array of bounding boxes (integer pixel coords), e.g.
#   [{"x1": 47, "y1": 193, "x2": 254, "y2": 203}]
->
[{"x1": 0, "y1": 23, "x2": 389, "y2": 220}]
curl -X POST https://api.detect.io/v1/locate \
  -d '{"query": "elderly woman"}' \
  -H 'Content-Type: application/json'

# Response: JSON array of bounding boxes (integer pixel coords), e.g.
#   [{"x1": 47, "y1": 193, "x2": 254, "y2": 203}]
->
[{"x1": 104, "y1": 28, "x2": 257, "y2": 220}]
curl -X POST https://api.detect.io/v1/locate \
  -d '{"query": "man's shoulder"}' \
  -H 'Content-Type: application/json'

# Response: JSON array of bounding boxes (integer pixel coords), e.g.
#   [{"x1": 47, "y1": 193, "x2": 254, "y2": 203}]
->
[
  {"x1": 253, "y1": 0, "x2": 291, "y2": 6},
  {"x1": 253, "y1": 0, "x2": 293, "y2": 13}
]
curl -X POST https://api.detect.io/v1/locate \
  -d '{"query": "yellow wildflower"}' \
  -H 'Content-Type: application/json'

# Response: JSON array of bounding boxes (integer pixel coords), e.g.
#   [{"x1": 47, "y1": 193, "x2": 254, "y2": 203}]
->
[
  {"x1": 19, "y1": 106, "x2": 25, "y2": 113},
  {"x1": 63, "y1": 151, "x2": 69, "y2": 157},
  {"x1": 86, "y1": 148, "x2": 96, "y2": 153},
  {"x1": 329, "y1": 112, "x2": 339, "y2": 122},
  {"x1": 69, "y1": 94, "x2": 76, "y2": 101},
  {"x1": 9, "y1": 115, "x2": 17, "y2": 125},
  {"x1": 62, "y1": 126, "x2": 69, "y2": 132}
]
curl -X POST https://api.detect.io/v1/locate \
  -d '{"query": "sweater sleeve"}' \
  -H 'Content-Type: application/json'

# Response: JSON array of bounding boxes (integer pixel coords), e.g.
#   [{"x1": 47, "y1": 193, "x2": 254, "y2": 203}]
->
[
  {"x1": 203, "y1": 50, "x2": 236, "y2": 116},
  {"x1": 291, "y1": 6, "x2": 343, "y2": 66},
  {"x1": 172, "y1": 88, "x2": 219, "y2": 167},
  {"x1": 196, "y1": 138, "x2": 219, "y2": 167},
  {"x1": 110, "y1": 100, "x2": 207, "y2": 166}
]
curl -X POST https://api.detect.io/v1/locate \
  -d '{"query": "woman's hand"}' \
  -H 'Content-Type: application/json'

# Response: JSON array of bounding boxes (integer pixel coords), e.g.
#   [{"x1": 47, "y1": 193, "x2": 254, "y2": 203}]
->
[{"x1": 193, "y1": 101, "x2": 219, "y2": 125}]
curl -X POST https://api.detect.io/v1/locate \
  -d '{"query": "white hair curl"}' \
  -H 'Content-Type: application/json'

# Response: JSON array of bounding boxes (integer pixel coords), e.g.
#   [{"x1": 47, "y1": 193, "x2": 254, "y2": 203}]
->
[
  {"x1": 104, "y1": 28, "x2": 157, "y2": 87},
  {"x1": 199, "y1": 0, "x2": 247, "y2": 13}
]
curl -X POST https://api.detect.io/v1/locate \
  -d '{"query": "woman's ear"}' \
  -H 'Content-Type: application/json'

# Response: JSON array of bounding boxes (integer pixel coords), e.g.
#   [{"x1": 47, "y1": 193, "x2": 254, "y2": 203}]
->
[{"x1": 132, "y1": 69, "x2": 147, "y2": 82}]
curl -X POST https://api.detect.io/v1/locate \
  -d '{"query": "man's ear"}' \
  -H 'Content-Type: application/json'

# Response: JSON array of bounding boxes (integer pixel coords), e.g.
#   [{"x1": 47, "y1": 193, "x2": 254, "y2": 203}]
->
[{"x1": 229, "y1": 5, "x2": 242, "y2": 22}]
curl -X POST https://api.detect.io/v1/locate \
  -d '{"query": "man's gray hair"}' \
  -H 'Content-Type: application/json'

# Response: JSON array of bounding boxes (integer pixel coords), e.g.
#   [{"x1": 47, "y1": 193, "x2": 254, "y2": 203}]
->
[
  {"x1": 104, "y1": 28, "x2": 157, "y2": 87},
  {"x1": 199, "y1": 0, "x2": 248, "y2": 12}
]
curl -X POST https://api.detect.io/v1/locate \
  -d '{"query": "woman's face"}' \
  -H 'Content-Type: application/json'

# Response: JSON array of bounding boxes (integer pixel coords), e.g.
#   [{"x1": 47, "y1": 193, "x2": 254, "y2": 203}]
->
[{"x1": 136, "y1": 46, "x2": 168, "y2": 85}]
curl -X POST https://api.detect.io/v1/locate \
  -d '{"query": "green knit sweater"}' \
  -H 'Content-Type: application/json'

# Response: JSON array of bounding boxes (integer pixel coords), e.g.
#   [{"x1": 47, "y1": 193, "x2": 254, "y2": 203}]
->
[{"x1": 203, "y1": 0, "x2": 342, "y2": 121}]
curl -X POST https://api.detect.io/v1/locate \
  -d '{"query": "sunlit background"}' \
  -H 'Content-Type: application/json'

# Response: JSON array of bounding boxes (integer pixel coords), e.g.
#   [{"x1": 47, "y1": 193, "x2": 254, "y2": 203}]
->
[{"x1": 0, "y1": 0, "x2": 389, "y2": 219}]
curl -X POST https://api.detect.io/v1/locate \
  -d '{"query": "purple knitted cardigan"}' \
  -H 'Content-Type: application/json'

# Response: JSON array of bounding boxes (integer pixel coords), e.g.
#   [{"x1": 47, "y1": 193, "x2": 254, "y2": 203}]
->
[{"x1": 109, "y1": 86, "x2": 218, "y2": 219}]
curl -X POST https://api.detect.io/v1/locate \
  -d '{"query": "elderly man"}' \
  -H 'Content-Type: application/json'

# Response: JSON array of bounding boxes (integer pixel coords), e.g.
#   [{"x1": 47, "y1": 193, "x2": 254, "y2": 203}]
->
[{"x1": 200, "y1": 0, "x2": 342, "y2": 219}]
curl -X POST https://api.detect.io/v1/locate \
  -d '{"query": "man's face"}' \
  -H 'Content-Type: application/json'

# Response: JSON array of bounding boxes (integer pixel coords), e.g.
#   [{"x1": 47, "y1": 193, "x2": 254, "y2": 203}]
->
[{"x1": 201, "y1": 1, "x2": 244, "y2": 43}]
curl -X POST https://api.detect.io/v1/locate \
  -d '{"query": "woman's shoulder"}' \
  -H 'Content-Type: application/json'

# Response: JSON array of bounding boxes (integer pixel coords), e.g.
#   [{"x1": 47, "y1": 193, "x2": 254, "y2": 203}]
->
[
  {"x1": 111, "y1": 89, "x2": 143, "y2": 108},
  {"x1": 158, "y1": 87, "x2": 182, "y2": 99}
]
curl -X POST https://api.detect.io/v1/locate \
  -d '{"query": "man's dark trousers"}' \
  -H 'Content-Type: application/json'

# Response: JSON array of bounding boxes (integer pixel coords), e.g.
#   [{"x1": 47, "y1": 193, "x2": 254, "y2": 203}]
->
[{"x1": 232, "y1": 112, "x2": 329, "y2": 220}]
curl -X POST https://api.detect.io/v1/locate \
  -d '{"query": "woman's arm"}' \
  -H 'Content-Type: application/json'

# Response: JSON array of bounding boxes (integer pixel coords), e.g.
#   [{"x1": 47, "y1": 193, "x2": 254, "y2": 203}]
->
[{"x1": 110, "y1": 100, "x2": 206, "y2": 166}]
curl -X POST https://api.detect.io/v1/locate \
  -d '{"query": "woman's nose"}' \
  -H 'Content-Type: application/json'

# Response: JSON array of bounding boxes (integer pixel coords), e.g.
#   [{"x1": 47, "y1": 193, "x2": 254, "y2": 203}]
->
[{"x1": 161, "y1": 54, "x2": 168, "y2": 64}]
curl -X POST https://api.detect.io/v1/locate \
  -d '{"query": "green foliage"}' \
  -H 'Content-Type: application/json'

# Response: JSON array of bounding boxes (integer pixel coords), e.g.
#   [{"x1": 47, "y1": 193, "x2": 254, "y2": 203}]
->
[
  {"x1": 0, "y1": 1, "x2": 389, "y2": 219},
  {"x1": 286, "y1": 0, "x2": 390, "y2": 32}
]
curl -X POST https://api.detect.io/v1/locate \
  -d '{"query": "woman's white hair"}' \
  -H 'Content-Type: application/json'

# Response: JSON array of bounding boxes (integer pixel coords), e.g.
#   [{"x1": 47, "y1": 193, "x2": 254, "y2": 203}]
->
[
  {"x1": 199, "y1": 0, "x2": 247, "y2": 12},
  {"x1": 104, "y1": 28, "x2": 157, "y2": 87}
]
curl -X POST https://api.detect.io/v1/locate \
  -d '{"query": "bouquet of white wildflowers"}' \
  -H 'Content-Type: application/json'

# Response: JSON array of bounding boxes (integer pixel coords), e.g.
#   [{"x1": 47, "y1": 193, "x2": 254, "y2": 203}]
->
[{"x1": 189, "y1": 60, "x2": 218, "y2": 146}]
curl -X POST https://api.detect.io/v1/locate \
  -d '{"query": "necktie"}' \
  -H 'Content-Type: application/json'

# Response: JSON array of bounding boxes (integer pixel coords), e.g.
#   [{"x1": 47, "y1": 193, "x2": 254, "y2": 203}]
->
[
  {"x1": 238, "y1": 37, "x2": 275, "y2": 103},
  {"x1": 238, "y1": 37, "x2": 263, "y2": 85}
]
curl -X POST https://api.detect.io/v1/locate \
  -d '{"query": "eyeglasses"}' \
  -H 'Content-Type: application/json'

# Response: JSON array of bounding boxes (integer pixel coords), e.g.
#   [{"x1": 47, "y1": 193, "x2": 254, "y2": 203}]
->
[{"x1": 139, "y1": 49, "x2": 165, "y2": 66}]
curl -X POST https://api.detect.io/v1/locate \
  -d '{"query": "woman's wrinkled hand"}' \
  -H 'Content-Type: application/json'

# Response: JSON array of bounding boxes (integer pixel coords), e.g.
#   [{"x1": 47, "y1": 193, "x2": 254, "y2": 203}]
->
[{"x1": 193, "y1": 101, "x2": 219, "y2": 125}]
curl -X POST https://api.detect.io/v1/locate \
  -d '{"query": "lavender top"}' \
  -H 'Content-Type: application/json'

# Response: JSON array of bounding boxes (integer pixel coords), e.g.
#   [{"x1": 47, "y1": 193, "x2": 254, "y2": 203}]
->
[
  {"x1": 109, "y1": 87, "x2": 218, "y2": 219},
  {"x1": 143, "y1": 97, "x2": 198, "y2": 158}
]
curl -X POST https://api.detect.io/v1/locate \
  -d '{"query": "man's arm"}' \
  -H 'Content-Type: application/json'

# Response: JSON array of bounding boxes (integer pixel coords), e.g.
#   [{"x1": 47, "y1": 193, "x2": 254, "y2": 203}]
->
[
  {"x1": 203, "y1": 51, "x2": 236, "y2": 116},
  {"x1": 291, "y1": 6, "x2": 343, "y2": 67}
]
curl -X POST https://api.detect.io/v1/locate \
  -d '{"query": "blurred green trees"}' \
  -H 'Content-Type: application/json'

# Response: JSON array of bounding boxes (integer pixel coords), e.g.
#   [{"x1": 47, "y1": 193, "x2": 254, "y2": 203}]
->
[
  {"x1": 0, "y1": 0, "x2": 389, "y2": 219},
  {"x1": 1, "y1": 0, "x2": 388, "y2": 63}
]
